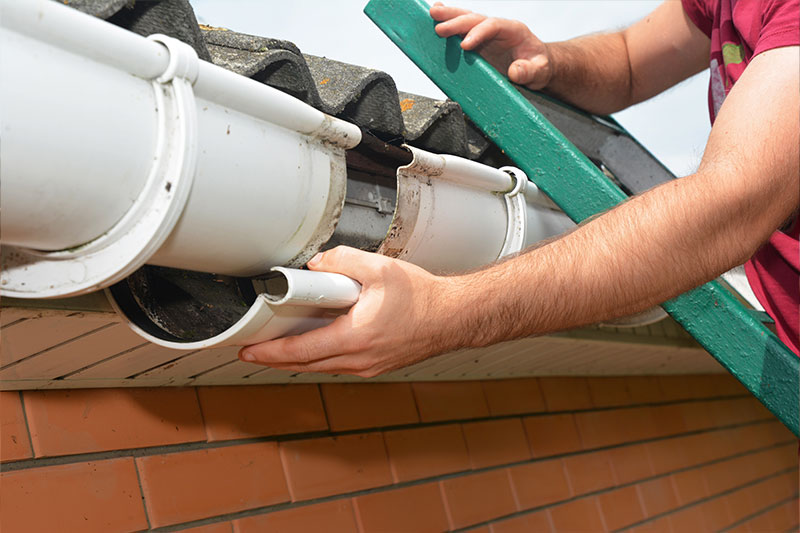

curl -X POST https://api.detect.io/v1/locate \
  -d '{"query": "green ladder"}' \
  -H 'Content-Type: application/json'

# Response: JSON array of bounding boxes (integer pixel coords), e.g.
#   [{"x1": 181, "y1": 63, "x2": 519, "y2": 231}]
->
[{"x1": 365, "y1": 0, "x2": 799, "y2": 436}]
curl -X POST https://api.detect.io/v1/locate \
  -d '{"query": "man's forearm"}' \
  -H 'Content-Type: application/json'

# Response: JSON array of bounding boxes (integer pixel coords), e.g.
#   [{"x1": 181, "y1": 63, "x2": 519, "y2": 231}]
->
[
  {"x1": 541, "y1": 1, "x2": 709, "y2": 115},
  {"x1": 544, "y1": 33, "x2": 634, "y2": 115},
  {"x1": 443, "y1": 165, "x2": 794, "y2": 350}
]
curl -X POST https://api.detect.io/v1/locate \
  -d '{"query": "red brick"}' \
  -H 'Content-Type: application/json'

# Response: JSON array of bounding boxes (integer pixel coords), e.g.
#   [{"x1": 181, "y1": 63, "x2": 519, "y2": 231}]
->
[
  {"x1": 441, "y1": 469, "x2": 517, "y2": 529},
  {"x1": 704, "y1": 455, "x2": 756, "y2": 494},
  {"x1": 723, "y1": 483, "x2": 766, "y2": 524},
  {"x1": 667, "y1": 505, "x2": 707, "y2": 533},
  {"x1": 678, "y1": 401, "x2": 715, "y2": 431},
  {"x1": 678, "y1": 432, "x2": 720, "y2": 467},
  {"x1": 281, "y1": 432, "x2": 392, "y2": 501},
  {"x1": 491, "y1": 511, "x2": 552, "y2": 533},
  {"x1": 697, "y1": 497, "x2": 734, "y2": 531},
  {"x1": 384, "y1": 424, "x2": 470, "y2": 482},
  {"x1": 759, "y1": 499, "x2": 800, "y2": 531},
  {"x1": 685, "y1": 375, "x2": 722, "y2": 399},
  {"x1": 708, "y1": 374, "x2": 748, "y2": 396},
  {"x1": 137, "y1": 442, "x2": 288, "y2": 527},
  {"x1": 608, "y1": 444, "x2": 654, "y2": 484},
  {"x1": 412, "y1": 381, "x2": 489, "y2": 422},
  {"x1": 24, "y1": 388, "x2": 205, "y2": 456},
  {"x1": 587, "y1": 377, "x2": 632, "y2": 407},
  {"x1": 575, "y1": 407, "x2": 659, "y2": 449},
  {"x1": 638, "y1": 477, "x2": 679, "y2": 517},
  {"x1": 626, "y1": 377, "x2": 664, "y2": 404},
  {"x1": 0, "y1": 458, "x2": 147, "y2": 533},
  {"x1": 321, "y1": 383, "x2": 419, "y2": 431},
  {"x1": 481, "y1": 378, "x2": 546, "y2": 415},
  {"x1": 509, "y1": 458, "x2": 572, "y2": 510},
  {"x1": 523, "y1": 413, "x2": 582, "y2": 457},
  {"x1": 548, "y1": 497, "x2": 607, "y2": 532},
  {"x1": 656, "y1": 376, "x2": 692, "y2": 402},
  {"x1": 763, "y1": 419, "x2": 797, "y2": 444},
  {"x1": 463, "y1": 418, "x2": 531, "y2": 469},
  {"x1": 198, "y1": 385, "x2": 327, "y2": 441},
  {"x1": 354, "y1": 482, "x2": 448, "y2": 533},
  {"x1": 539, "y1": 377, "x2": 593, "y2": 411},
  {"x1": 1, "y1": 391, "x2": 31, "y2": 462},
  {"x1": 649, "y1": 404, "x2": 687, "y2": 437},
  {"x1": 564, "y1": 450, "x2": 616, "y2": 495},
  {"x1": 598, "y1": 486, "x2": 645, "y2": 531},
  {"x1": 183, "y1": 523, "x2": 234, "y2": 533},
  {"x1": 234, "y1": 500, "x2": 358, "y2": 533},
  {"x1": 670, "y1": 469, "x2": 708, "y2": 505},
  {"x1": 645, "y1": 437, "x2": 695, "y2": 475},
  {"x1": 628, "y1": 516, "x2": 672, "y2": 532}
]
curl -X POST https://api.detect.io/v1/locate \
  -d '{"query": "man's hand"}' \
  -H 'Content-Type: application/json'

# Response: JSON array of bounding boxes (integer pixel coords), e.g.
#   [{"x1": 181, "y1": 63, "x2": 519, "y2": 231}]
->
[
  {"x1": 239, "y1": 247, "x2": 463, "y2": 377},
  {"x1": 430, "y1": 2, "x2": 553, "y2": 89},
  {"x1": 432, "y1": 1, "x2": 709, "y2": 115}
]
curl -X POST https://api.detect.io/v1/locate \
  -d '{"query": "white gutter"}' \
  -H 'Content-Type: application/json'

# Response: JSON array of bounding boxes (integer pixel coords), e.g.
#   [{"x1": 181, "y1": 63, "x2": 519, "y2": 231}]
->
[
  {"x1": 0, "y1": 0, "x2": 360, "y2": 298},
  {"x1": 0, "y1": 0, "x2": 664, "y2": 349}
]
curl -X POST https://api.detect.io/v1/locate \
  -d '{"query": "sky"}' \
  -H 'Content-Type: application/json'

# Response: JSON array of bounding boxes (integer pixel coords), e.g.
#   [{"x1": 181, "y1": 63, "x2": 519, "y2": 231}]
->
[{"x1": 190, "y1": 0, "x2": 712, "y2": 177}]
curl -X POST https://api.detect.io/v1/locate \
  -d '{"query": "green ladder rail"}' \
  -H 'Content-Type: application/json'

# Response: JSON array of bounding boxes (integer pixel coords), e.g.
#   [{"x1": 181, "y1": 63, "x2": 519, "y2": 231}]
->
[{"x1": 365, "y1": 0, "x2": 799, "y2": 436}]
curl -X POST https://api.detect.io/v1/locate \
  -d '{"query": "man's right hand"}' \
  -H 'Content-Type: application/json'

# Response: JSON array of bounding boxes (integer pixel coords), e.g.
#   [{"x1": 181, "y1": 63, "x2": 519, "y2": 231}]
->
[{"x1": 430, "y1": 2, "x2": 554, "y2": 90}]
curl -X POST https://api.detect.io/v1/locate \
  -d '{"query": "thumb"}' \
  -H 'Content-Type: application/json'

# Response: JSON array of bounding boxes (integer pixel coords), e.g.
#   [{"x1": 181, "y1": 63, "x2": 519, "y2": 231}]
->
[
  {"x1": 508, "y1": 59, "x2": 536, "y2": 85},
  {"x1": 306, "y1": 245, "x2": 381, "y2": 282}
]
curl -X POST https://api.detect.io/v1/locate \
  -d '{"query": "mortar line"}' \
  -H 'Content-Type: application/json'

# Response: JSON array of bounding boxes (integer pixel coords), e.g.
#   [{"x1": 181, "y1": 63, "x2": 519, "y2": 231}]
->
[
  {"x1": 0, "y1": 412, "x2": 782, "y2": 473},
  {"x1": 614, "y1": 470, "x2": 798, "y2": 532},
  {"x1": 132, "y1": 458, "x2": 153, "y2": 531},
  {"x1": 137, "y1": 439, "x2": 796, "y2": 532},
  {"x1": 718, "y1": 492, "x2": 800, "y2": 533},
  {"x1": 457, "y1": 467, "x2": 799, "y2": 533},
  {"x1": 16, "y1": 391, "x2": 36, "y2": 459}
]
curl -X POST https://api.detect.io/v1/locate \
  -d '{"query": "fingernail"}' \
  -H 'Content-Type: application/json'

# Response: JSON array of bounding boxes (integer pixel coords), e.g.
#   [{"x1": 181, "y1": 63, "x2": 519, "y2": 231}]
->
[
  {"x1": 463, "y1": 36, "x2": 472, "y2": 44},
  {"x1": 241, "y1": 351, "x2": 255, "y2": 362},
  {"x1": 307, "y1": 253, "x2": 323, "y2": 266}
]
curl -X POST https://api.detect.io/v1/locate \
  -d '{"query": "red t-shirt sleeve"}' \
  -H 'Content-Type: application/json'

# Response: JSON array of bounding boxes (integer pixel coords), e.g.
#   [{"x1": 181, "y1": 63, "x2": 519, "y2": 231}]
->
[
  {"x1": 681, "y1": 0, "x2": 713, "y2": 37},
  {"x1": 754, "y1": 0, "x2": 800, "y2": 57}
]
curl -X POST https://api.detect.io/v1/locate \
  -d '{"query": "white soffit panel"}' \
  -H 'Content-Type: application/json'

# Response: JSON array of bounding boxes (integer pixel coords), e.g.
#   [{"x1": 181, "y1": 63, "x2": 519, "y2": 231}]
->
[{"x1": 0, "y1": 296, "x2": 720, "y2": 390}]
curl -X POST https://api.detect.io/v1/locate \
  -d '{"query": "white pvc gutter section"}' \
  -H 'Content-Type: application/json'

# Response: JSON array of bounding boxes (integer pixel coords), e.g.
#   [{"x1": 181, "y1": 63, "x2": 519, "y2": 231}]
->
[
  {"x1": 0, "y1": 0, "x2": 664, "y2": 350},
  {"x1": 1, "y1": 0, "x2": 359, "y2": 298}
]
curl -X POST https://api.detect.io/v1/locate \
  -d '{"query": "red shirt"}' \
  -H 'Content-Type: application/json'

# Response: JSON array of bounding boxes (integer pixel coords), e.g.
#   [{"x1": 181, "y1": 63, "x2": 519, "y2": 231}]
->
[{"x1": 682, "y1": 0, "x2": 800, "y2": 354}]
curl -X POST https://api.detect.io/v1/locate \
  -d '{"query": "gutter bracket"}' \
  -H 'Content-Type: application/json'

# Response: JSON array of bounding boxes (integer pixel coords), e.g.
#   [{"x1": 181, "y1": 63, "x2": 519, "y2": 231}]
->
[{"x1": 498, "y1": 166, "x2": 528, "y2": 258}]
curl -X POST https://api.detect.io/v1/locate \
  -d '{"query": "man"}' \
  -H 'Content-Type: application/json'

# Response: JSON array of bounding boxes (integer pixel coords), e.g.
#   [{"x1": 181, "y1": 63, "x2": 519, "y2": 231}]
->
[{"x1": 239, "y1": 0, "x2": 799, "y2": 375}]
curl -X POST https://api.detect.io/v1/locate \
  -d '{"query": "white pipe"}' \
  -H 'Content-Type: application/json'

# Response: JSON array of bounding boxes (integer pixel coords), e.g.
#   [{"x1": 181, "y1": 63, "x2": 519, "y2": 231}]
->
[
  {"x1": 4, "y1": 0, "x2": 169, "y2": 79},
  {"x1": 403, "y1": 148, "x2": 515, "y2": 192},
  {"x1": 263, "y1": 267, "x2": 361, "y2": 308},
  {"x1": 193, "y1": 63, "x2": 360, "y2": 147}
]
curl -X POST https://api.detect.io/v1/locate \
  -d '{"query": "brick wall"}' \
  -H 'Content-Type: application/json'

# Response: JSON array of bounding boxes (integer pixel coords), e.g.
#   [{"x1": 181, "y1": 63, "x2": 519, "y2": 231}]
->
[{"x1": 1, "y1": 375, "x2": 797, "y2": 532}]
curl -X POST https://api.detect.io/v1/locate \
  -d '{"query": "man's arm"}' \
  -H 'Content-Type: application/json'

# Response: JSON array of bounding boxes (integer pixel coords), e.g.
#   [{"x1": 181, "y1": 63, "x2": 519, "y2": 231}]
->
[
  {"x1": 239, "y1": 45, "x2": 799, "y2": 377},
  {"x1": 431, "y1": 0, "x2": 709, "y2": 114}
]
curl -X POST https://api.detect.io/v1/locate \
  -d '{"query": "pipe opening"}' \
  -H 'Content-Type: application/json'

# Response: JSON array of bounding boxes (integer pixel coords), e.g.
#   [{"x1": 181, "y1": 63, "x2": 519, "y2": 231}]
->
[{"x1": 262, "y1": 270, "x2": 290, "y2": 303}]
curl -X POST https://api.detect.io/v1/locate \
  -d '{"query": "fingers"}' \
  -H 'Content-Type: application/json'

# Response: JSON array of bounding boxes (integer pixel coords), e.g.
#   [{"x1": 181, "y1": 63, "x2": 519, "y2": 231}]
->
[
  {"x1": 256, "y1": 354, "x2": 386, "y2": 378},
  {"x1": 306, "y1": 245, "x2": 385, "y2": 284},
  {"x1": 240, "y1": 314, "x2": 361, "y2": 366},
  {"x1": 429, "y1": 3, "x2": 473, "y2": 22},
  {"x1": 238, "y1": 312, "x2": 387, "y2": 377},
  {"x1": 434, "y1": 12, "x2": 486, "y2": 40}
]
